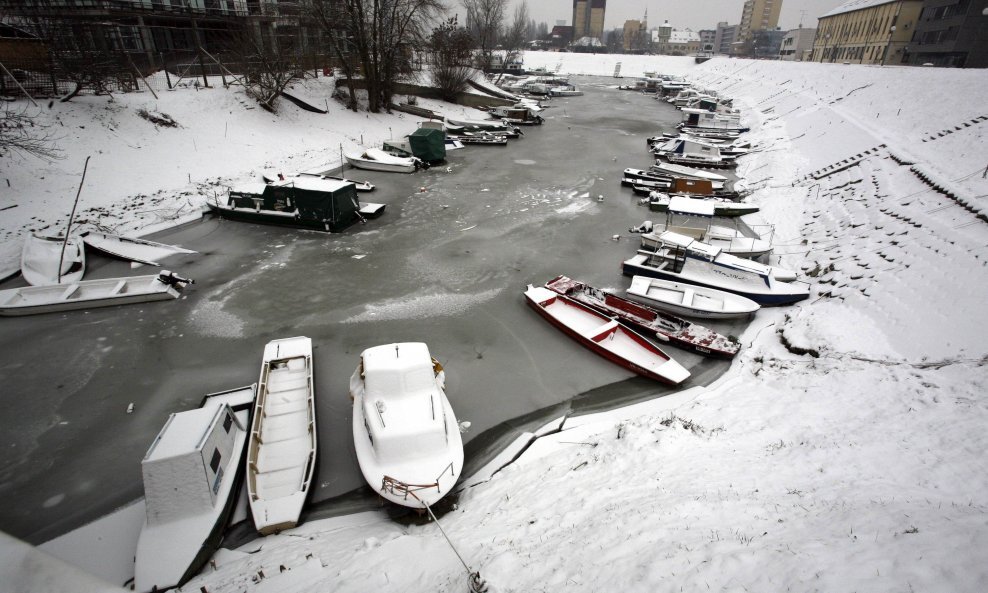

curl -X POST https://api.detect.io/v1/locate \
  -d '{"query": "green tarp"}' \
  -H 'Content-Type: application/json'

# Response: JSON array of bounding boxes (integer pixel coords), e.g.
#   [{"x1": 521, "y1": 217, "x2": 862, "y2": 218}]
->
[{"x1": 407, "y1": 128, "x2": 446, "y2": 164}]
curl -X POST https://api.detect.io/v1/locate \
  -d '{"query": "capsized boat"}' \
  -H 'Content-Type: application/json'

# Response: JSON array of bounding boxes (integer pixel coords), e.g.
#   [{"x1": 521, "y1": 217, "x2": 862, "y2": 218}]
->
[
  {"x1": 524, "y1": 284, "x2": 690, "y2": 385},
  {"x1": 345, "y1": 148, "x2": 422, "y2": 173},
  {"x1": 623, "y1": 231, "x2": 809, "y2": 306},
  {"x1": 247, "y1": 336, "x2": 317, "y2": 535},
  {"x1": 135, "y1": 384, "x2": 256, "y2": 593},
  {"x1": 350, "y1": 342, "x2": 464, "y2": 508},
  {"x1": 0, "y1": 270, "x2": 193, "y2": 317},
  {"x1": 626, "y1": 276, "x2": 760, "y2": 319},
  {"x1": 21, "y1": 233, "x2": 85, "y2": 286},
  {"x1": 81, "y1": 231, "x2": 197, "y2": 266},
  {"x1": 544, "y1": 276, "x2": 740, "y2": 358}
]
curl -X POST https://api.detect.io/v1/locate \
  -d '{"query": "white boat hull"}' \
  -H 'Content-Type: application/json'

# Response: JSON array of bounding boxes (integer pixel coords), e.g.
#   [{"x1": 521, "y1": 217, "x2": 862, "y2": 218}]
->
[
  {"x1": 0, "y1": 272, "x2": 186, "y2": 316},
  {"x1": 21, "y1": 234, "x2": 85, "y2": 286},
  {"x1": 247, "y1": 337, "x2": 317, "y2": 534},
  {"x1": 626, "y1": 276, "x2": 760, "y2": 319},
  {"x1": 82, "y1": 231, "x2": 196, "y2": 267},
  {"x1": 350, "y1": 343, "x2": 464, "y2": 509}
]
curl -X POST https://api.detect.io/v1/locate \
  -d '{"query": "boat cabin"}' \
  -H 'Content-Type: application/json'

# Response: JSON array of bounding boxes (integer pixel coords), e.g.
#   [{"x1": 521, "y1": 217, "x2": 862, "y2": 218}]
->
[
  {"x1": 142, "y1": 405, "x2": 243, "y2": 526},
  {"x1": 227, "y1": 176, "x2": 360, "y2": 232},
  {"x1": 360, "y1": 343, "x2": 449, "y2": 463}
]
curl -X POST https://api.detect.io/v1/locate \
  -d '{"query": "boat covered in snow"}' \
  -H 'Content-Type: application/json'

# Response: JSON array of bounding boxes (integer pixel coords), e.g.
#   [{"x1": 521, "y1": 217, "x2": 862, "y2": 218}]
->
[
  {"x1": 544, "y1": 276, "x2": 740, "y2": 358},
  {"x1": 626, "y1": 276, "x2": 760, "y2": 319},
  {"x1": 21, "y1": 233, "x2": 85, "y2": 286},
  {"x1": 81, "y1": 231, "x2": 197, "y2": 267},
  {"x1": 524, "y1": 284, "x2": 690, "y2": 385},
  {"x1": 350, "y1": 342, "x2": 464, "y2": 509},
  {"x1": 345, "y1": 148, "x2": 422, "y2": 173},
  {"x1": 0, "y1": 270, "x2": 193, "y2": 317},
  {"x1": 135, "y1": 384, "x2": 255, "y2": 593},
  {"x1": 648, "y1": 193, "x2": 759, "y2": 218},
  {"x1": 247, "y1": 336, "x2": 317, "y2": 535},
  {"x1": 209, "y1": 176, "x2": 364, "y2": 232},
  {"x1": 622, "y1": 231, "x2": 809, "y2": 306}
]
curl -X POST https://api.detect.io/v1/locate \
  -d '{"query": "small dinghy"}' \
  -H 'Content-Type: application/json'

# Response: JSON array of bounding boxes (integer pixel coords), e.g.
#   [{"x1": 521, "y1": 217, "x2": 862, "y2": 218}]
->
[
  {"x1": 247, "y1": 337, "x2": 317, "y2": 535},
  {"x1": 297, "y1": 172, "x2": 375, "y2": 192},
  {"x1": 524, "y1": 285, "x2": 690, "y2": 385},
  {"x1": 350, "y1": 342, "x2": 464, "y2": 509},
  {"x1": 81, "y1": 231, "x2": 197, "y2": 267},
  {"x1": 345, "y1": 148, "x2": 421, "y2": 173},
  {"x1": 627, "y1": 276, "x2": 760, "y2": 319},
  {"x1": 21, "y1": 233, "x2": 85, "y2": 286},
  {"x1": 135, "y1": 384, "x2": 255, "y2": 593},
  {"x1": 0, "y1": 270, "x2": 193, "y2": 317}
]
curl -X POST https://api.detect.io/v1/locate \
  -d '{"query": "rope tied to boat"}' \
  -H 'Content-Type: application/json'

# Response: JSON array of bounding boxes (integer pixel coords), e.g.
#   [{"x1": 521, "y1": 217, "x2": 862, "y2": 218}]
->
[{"x1": 400, "y1": 483, "x2": 487, "y2": 593}]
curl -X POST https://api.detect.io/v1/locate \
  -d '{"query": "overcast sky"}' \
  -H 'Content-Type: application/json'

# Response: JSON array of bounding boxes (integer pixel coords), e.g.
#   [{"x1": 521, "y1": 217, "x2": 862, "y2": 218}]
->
[{"x1": 455, "y1": 0, "x2": 848, "y2": 32}]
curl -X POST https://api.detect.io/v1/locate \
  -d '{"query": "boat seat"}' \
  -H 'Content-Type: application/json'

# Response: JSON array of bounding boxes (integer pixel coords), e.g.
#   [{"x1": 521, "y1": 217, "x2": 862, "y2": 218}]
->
[
  {"x1": 266, "y1": 369, "x2": 308, "y2": 394},
  {"x1": 681, "y1": 289, "x2": 695, "y2": 306},
  {"x1": 255, "y1": 435, "x2": 311, "y2": 474},
  {"x1": 254, "y1": 465, "x2": 307, "y2": 500},
  {"x1": 110, "y1": 280, "x2": 127, "y2": 295},
  {"x1": 589, "y1": 320, "x2": 620, "y2": 342},
  {"x1": 259, "y1": 409, "x2": 309, "y2": 443},
  {"x1": 264, "y1": 392, "x2": 309, "y2": 417}
]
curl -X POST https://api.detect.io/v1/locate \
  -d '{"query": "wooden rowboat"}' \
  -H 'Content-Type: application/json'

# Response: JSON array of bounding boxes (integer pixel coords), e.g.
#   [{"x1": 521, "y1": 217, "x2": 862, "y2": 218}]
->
[
  {"x1": 544, "y1": 275, "x2": 740, "y2": 358},
  {"x1": 524, "y1": 285, "x2": 690, "y2": 385},
  {"x1": 247, "y1": 336, "x2": 317, "y2": 535}
]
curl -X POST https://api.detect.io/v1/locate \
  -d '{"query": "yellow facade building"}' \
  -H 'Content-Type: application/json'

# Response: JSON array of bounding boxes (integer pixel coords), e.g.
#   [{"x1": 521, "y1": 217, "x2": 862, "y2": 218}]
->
[{"x1": 810, "y1": 0, "x2": 924, "y2": 64}]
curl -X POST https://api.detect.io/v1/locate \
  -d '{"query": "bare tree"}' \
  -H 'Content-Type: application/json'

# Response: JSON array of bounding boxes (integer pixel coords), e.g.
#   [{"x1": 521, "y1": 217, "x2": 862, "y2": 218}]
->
[
  {"x1": 429, "y1": 16, "x2": 474, "y2": 102},
  {"x1": 463, "y1": 0, "x2": 505, "y2": 74},
  {"x1": 227, "y1": 25, "x2": 307, "y2": 112},
  {"x1": 310, "y1": 0, "x2": 443, "y2": 113},
  {"x1": 0, "y1": 104, "x2": 61, "y2": 160},
  {"x1": 497, "y1": 0, "x2": 528, "y2": 83}
]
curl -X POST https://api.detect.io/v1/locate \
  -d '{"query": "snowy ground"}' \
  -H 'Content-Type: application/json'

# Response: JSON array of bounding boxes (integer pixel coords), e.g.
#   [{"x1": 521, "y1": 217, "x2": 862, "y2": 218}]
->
[{"x1": 3, "y1": 52, "x2": 988, "y2": 592}]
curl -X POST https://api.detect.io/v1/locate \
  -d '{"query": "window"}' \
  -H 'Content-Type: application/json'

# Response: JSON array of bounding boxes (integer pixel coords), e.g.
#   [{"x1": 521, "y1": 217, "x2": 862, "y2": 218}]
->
[{"x1": 210, "y1": 449, "x2": 222, "y2": 473}]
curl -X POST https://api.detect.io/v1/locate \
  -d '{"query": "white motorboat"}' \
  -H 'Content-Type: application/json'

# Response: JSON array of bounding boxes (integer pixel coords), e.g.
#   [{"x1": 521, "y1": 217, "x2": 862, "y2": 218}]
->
[
  {"x1": 135, "y1": 384, "x2": 255, "y2": 593},
  {"x1": 648, "y1": 193, "x2": 760, "y2": 218},
  {"x1": 21, "y1": 233, "x2": 85, "y2": 286},
  {"x1": 635, "y1": 198, "x2": 773, "y2": 258},
  {"x1": 626, "y1": 276, "x2": 760, "y2": 319},
  {"x1": 81, "y1": 231, "x2": 197, "y2": 266},
  {"x1": 445, "y1": 116, "x2": 510, "y2": 131},
  {"x1": 549, "y1": 84, "x2": 583, "y2": 96},
  {"x1": 247, "y1": 336, "x2": 317, "y2": 534},
  {"x1": 350, "y1": 342, "x2": 464, "y2": 509},
  {"x1": 0, "y1": 270, "x2": 193, "y2": 316},
  {"x1": 345, "y1": 148, "x2": 421, "y2": 173},
  {"x1": 623, "y1": 231, "x2": 809, "y2": 306},
  {"x1": 652, "y1": 138, "x2": 736, "y2": 169}
]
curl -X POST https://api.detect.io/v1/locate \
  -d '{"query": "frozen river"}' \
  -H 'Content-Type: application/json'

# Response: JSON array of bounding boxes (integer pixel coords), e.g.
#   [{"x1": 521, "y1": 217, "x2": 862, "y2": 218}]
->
[{"x1": 0, "y1": 78, "x2": 748, "y2": 544}]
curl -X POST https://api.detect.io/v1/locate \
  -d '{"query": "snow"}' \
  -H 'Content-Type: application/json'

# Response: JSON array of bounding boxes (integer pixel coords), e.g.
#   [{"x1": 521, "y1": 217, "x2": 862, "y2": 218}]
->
[{"x1": 3, "y1": 52, "x2": 988, "y2": 593}]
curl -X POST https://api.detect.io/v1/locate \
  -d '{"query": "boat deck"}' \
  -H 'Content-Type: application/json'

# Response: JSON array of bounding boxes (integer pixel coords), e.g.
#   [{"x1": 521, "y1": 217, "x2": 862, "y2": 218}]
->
[{"x1": 254, "y1": 359, "x2": 312, "y2": 501}]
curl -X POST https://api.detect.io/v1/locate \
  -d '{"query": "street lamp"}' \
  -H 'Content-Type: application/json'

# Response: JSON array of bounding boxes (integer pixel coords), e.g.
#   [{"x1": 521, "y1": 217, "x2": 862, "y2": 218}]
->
[{"x1": 880, "y1": 25, "x2": 896, "y2": 66}]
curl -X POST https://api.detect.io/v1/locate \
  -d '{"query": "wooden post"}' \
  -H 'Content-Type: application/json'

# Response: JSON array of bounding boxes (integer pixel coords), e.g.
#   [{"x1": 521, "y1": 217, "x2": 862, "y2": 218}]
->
[{"x1": 162, "y1": 54, "x2": 172, "y2": 89}]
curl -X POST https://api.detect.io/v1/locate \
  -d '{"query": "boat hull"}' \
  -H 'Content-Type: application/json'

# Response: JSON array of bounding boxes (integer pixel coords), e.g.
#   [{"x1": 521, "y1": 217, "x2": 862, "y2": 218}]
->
[
  {"x1": 525, "y1": 285, "x2": 689, "y2": 385},
  {"x1": 0, "y1": 273, "x2": 184, "y2": 316},
  {"x1": 207, "y1": 203, "x2": 356, "y2": 232},
  {"x1": 626, "y1": 276, "x2": 760, "y2": 319},
  {"x1": 21, "y1": 234, "x2": 85, "y2": 286},
  {"x1": 544, "y1": 276, "x2": 740, "y2": 359},
  {"x1": 622, "y1": 254, "x2": 809, "y2": 306},
  {"x1": 247, "y1": 337, "x2": 317, "y2": 535},
  {"x1": 344, "y1": 154, "x2": 416, "y2": 173}
]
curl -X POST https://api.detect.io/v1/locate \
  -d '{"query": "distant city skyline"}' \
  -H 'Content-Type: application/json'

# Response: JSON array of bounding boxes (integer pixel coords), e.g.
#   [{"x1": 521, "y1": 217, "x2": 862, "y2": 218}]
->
[{"x1": 462, "y1": 0, "x2": 847, "y2": 32}]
